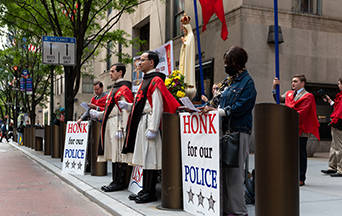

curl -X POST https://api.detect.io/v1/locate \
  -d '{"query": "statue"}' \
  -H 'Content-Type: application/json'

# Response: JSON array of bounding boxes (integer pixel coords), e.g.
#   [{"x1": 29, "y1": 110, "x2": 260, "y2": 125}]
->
[{"x1": 179, "y1": 13, "x2": 197, "y2": 100}]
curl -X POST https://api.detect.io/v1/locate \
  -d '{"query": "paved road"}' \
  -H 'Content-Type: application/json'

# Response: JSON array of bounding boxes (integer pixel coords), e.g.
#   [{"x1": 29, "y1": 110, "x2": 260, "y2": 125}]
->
[{"x1": 0, "y1": 142, "x2": 110, "y2": 216}]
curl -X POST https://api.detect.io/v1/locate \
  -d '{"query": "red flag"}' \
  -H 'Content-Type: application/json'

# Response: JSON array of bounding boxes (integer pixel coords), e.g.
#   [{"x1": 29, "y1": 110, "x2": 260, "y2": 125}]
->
[{"x1": 199, "y1": 0, "x2": 228, "y2": 41}]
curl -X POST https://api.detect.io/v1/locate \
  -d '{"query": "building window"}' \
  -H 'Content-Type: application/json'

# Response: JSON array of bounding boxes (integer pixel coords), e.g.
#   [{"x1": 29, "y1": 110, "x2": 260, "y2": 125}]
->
[
  {"x1": 60, "y1": 77, "x2": 63, "y2": 94},
  {"x1": 56, "y1": 78, "x2": 59, "y2": 95},
  {"x1": 107, "y1": 41, "x2": 112, "y2": 71},
  {"x1": 82, "y1": 76, "x2": 93, "y2": 93},
  {"x1": 139, "y1": 23, "x2": 150, "y2": 52},
  {"x1": 108, "y1": 7, "x2": 112, "y2": 16},
  {"x1": 193, "y1": 59, "x2": 214, "y2": 102},
  {"x1": 291, "y1": 0, "x2": 321, "y2": 15},
  {"x1": 174, "y1": 0, "x2": 185, "y2": 37}
]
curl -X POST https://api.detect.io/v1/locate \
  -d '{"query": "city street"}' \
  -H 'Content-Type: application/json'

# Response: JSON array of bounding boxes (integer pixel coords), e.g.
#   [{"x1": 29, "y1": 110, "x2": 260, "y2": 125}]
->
[
  {"x1": 0, "y1": 141, "x2": 110, "y2": 216},
  {"x1": 2, "y1": 140, "x2": 342, "y2": 216}
]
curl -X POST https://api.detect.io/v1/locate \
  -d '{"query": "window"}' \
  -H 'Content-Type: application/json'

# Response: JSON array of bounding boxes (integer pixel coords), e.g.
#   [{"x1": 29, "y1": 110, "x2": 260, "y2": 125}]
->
[
  {"x1": 82, "y1": 76, "x2": 93, "y2": 93},
  {"x1": 56, "y1": 78, "x2": 59, "y2": 95},
  {"x1": 139, "y1": 23, "x2": 150, "y2": 52},
  {"x1": 106, "y1": 41, "x2": 112, "y2": 71},
  {"x1": 193, "y1": 59, "x2": 214, "y2": 102},
  {"x1": 174, "y1": 0, "x2": 185, "y2": 37},
  {"x1": 60, "y1": 77, "x2": 63, "y2": 94},
  {"x1": 108, "y1": 7, "x2": 112, "y2": 16},
  {"x1": 291, "y1": 0, "x2": 321, "y2": 15}
]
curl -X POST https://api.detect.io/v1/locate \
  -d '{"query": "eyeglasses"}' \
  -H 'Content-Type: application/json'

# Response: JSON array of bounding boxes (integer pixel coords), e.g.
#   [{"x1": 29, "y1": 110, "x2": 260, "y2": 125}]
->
[{"x1": 140, "y1": 58, "x2": 150, "y2": 62}]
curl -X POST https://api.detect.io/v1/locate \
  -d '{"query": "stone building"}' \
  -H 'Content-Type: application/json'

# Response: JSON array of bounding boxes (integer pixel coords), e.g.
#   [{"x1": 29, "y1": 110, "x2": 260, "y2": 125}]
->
[{"x1": 46, "y1": 0, "x2": 342, "y2": 152}]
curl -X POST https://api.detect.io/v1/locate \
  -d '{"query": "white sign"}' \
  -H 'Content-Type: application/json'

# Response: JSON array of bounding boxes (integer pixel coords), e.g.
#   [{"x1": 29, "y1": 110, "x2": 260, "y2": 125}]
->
[
  {"x1": 42, "y1": 36, "x2": 76, "y2": 66},
  {"x1": 180, "y1": 111, "x2": 220, "y2": 216},
  {"x1": 132, "y1": 40, "x2": 174, "y2": 93},
  {"x1": 62, "y1": 121, "x2": 89, "y2": 175},
  {"x1": 128, "y1": 165, "x2": 143, "y2": 194}
]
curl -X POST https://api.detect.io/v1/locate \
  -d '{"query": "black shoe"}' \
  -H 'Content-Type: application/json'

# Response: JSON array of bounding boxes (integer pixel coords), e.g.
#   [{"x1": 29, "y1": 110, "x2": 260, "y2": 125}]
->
[
  {"x1": 134, "y1": 192, "x2": 157, "y2": 203},
  {"x1": 321, "y1": 169, "x2": 337, "y2": 174},
  {"x1": 128, "y1": 190, "x2": 145, "y2": 200},
  {"x1": 330, "y1": 172, "x2": 342, "y2": 177},
  {"x1": 101, "y1": 181, "x2": 115, "y2": 191},
  {"x1": 102, "y1": 183, "x2": 124, "y2": 192}
]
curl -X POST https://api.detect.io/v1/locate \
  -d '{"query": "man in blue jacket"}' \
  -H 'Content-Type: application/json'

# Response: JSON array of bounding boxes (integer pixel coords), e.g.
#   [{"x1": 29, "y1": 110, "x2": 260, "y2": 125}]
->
[{"x1": 0, "y1": 122, "x2": 9, "y2": 143}]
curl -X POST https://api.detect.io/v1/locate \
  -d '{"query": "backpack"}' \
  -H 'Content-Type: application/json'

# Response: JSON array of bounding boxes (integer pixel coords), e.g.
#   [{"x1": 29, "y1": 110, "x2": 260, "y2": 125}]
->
[{"x1": 1, "y1": 124, "x2": 6, "y2": 132}]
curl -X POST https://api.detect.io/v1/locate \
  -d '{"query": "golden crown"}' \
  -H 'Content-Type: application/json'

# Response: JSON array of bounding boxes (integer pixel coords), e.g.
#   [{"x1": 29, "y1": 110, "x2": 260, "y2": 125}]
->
[{"x1": 180, "y1": 13, "x2": 191, "y2": 25}]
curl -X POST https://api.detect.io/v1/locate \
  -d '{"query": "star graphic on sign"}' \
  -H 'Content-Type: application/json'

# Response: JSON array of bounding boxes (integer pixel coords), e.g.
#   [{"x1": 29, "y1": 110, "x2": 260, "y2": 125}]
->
[
  {"x1": 207, "y1": 192, "x2": 216, "y2": 212},
  {"x1": 77, "y1": 161, "x2": 83, "y2": 170},
  {"x1": 197, "y1": 190, "x2": 205, "y2": 207},
  {"x1": 187, "y1": 187, "x2": 194, "y2": 204},
  {"x1": 65, "y1": 160, "x2": 70, "y2": 168},
  {"x1": 71, "y1": 161, "x2": 76, "y2": 169}
]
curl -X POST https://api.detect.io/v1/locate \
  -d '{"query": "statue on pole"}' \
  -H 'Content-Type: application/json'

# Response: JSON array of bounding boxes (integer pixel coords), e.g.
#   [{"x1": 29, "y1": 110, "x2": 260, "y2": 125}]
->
[{"x1": 179, "y1": 13, "x2": 197, "y2": 100}]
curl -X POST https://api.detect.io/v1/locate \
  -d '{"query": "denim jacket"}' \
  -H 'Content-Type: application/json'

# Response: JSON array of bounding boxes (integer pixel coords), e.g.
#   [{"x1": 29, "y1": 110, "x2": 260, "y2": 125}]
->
[{"x1": 219, "y1": 70, "x2": 257, "y2": 134}]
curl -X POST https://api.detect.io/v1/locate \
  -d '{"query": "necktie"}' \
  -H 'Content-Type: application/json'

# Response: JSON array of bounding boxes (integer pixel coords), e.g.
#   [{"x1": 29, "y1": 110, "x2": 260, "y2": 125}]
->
[{"x1": 293, "y1": 91, "x2": 297, "y2": 98}]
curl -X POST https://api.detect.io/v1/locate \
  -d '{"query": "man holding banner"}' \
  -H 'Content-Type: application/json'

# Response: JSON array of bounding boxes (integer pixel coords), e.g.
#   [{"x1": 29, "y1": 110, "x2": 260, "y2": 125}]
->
[
  {"x1": 119, "y1": 51, "x2": 180, "y2": 203},
  {"x1": 89, "y1": 63, "x2": 133, "y2": 192}
]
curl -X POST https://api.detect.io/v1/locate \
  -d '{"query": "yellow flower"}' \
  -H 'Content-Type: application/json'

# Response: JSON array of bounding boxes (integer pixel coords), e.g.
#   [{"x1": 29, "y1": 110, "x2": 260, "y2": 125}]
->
[
  {"x1": 165, "y1": 78, "x2": 172, "y2": 86},
  {"x1": 172, "y1": 82, "x2": 175, "y2": 86},
  {"x1": 181, "y1": 87, "x2": 184, "y2": 90},
  {"x1": 176, "y1": 91, "x2": 186, "y2": 98},
  {"x1": 175, "y1": 76, "x2": 180, "y2": 80}
]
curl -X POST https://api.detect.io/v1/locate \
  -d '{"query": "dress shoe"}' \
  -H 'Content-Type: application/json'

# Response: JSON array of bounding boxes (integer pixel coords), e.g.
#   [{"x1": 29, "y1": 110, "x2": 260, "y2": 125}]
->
[
  {"x1": 299, "y1": 181, "x2": 305, "y2": 186},
  {"x1": 128, "y1": 190, "x2": 145, "y2": 200},
  {"x1": 135, "y1": 192, "x2": 157, "y2": 203},
  {"x1": 321, "y1": 169, "x2": 337, "y2": 174},
  {"x1": 330, "y1": 172, "x2": 342, "y2": 177},
  {"x1": 101, "y1": 183, "x2": 124, "y2": 192},
  {"x1": 101, "y1": 181, "x2": 115, "y2": 191}
]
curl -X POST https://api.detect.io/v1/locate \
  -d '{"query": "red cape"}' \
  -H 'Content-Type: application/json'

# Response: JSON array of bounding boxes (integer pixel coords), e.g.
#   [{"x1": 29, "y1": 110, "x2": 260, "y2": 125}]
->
[
  {"x1": 331, "y1": 91, "x2": 342, "y2": 124},
  {"x1": 147, "y1": 76, "x2": 180, "y2": 115},
  {"x1": 91, "y1": 94, "x2": 107, "y2": 111},
  {"x1": 115, "y1": 85, "x2": 134, "y2": 110},
  {"x1": 285, "y1": 90, "x2": 320, "y2": 140}
]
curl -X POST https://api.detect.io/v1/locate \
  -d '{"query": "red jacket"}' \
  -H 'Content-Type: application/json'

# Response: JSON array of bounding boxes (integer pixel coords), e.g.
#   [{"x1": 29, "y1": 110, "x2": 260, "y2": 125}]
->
[
  {"x1": 285, "y1": 90, "x2": 320, "y2": 140},
  {"x1": 330, "y1": 91, "x2": 342, "y2": 124}
]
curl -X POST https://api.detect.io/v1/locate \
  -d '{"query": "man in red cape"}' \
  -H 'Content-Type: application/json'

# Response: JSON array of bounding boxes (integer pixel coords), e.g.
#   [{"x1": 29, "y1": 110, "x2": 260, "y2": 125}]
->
[
  {"x1": 321, "y1": 78, "x2": 342, "y2": 177},
  {"x1": 119, "y1": 51, "x2": 180, "y2": 203},
  {"x1": 273, "y1": 75, "x2": 320, "y2": 186},
  {"x1": 89, "y1": 63, "x2": 134, "y2": 192}
]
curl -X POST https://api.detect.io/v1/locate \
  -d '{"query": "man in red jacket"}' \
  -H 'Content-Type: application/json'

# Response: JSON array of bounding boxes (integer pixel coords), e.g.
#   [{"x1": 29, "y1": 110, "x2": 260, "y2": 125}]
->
[
  {"x1": 321, "y1": 78, "x2": 342, "y2": 177},
  {"x1": 77, "y1": 81, "x2": 107, "y2": 125},
  {"x1": 273, "y1": 74, "x2": 320, "y2": 186}
]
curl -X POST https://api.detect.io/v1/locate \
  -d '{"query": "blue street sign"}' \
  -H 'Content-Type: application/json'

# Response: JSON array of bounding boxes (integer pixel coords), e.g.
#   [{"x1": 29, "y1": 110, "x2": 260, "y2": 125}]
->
[{"x1": 22, "y1": 69, "x2": 29, "y2": 79}]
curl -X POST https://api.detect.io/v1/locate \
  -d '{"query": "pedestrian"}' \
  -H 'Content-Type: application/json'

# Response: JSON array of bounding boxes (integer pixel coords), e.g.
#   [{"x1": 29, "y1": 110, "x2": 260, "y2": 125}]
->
[
  {"x1": 0, "y1": 122, "x2": 9, "y2": 143},
  {"x1": 89, "y1": 63, "x2": 134, "y2": 192},
  {"x1": 321, "y1": 78, "x2": 342, "y2": 177},
  {"x1": 35, "y1": 120, "x2": 41, "y2": 127},
  {"x1": 199, "y1": 46, "x2": 257, "y2": 216},
  {"x1": 59, "y1": 108, "x2": 65, "y2": 122},
  {"x1": 17, "y1": 121, "x2": 24, "y2": 145},
  {"x1": 76, "y1": 81, "x2": 107, "y2": 125},
  {"x1": 273, "y1": 74, "x2": 320, "y2": 186},
  {"x1": 119, "y1": 51, "x2": 180, "y2": 203}
]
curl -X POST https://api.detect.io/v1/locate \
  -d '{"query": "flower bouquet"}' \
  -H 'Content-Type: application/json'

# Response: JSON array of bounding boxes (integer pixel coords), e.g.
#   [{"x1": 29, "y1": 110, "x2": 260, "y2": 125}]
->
[{"x1": 165, "y1": 70, "x2": 187, "y2": 101}]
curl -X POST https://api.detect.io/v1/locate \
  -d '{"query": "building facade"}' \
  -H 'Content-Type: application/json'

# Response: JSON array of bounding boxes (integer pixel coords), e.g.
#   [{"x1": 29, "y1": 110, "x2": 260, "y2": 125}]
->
[{"x1": 46, "y1": 0, "x2": 342, "y2": 151}]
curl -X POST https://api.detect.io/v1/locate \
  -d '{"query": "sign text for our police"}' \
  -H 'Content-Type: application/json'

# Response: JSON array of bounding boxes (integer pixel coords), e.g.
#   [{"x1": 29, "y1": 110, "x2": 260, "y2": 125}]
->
[
  {"x1": 62, "y1": 121, "x2": 89, "y2": 175},
  {"x1": 180, "y1": 112, "x2": 220, "y2": 216}
]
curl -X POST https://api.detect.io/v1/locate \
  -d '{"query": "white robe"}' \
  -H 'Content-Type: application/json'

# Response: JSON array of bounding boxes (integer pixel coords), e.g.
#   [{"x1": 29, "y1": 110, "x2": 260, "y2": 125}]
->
[
  {"x1": 126, "y1": 72, "x2": 164, "y2": 170},
  {"x1": 96, "y1": 79, "x2": 130, "y2": 163}
]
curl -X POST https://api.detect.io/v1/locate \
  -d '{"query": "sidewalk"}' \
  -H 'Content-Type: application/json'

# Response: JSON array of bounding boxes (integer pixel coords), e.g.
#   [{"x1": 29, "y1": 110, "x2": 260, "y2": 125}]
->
[{"x1": 8, "y1": 141, "x2": 342, "y2": 216}]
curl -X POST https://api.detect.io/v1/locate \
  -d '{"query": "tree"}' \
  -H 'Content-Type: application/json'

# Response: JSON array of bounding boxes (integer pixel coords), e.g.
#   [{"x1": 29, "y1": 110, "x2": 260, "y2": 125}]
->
[
  {"x1": 0, "y1": 30, "x2": 54, "y2": 126},
  {"x1": 0, "y1": 0, "x2": 146, "y2": 121}
]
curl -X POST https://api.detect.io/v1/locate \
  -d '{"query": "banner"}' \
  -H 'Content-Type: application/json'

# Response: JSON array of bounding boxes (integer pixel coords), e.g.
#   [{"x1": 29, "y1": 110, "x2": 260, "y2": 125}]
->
[
  {"x1": 26, "y1": 78, "x2": 33, "y2": 95},
  {"x1": 62, "y1": 121, "x2": 89, "y2": 175},
  {"x1": 20, "y1": 78, "x2": 25, "y2": 91},
  {"x1": 128, "y1": 165, "x2": 143, "y2": 194},
  {"x1": 180, "y1": 111, "x2": 220, "y2": 216},
  {"x1": 132, "y1": 40, "x2": 174, "y2": 93}
]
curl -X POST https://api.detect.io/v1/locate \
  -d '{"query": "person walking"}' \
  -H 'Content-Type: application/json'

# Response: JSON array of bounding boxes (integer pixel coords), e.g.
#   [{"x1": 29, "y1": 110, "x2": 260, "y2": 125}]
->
[
  {"x1": 17, "y1": 121, "x2": 24, "y2": 145},
  {"x1": 273, "y1": 74, "x2": 320, "y2": 186},
  {"x1": 0, "y1": 122, "x2": 9, "y2": 143},
  {"x1": 321, "y1": 78, "x2": 342, "y2": 177}
]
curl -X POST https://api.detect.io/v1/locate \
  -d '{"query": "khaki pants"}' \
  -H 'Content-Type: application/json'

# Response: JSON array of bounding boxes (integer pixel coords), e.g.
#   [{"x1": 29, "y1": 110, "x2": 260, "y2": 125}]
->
[{"x1": 329, "y1": 127, "x2": 342, "y2": 174}]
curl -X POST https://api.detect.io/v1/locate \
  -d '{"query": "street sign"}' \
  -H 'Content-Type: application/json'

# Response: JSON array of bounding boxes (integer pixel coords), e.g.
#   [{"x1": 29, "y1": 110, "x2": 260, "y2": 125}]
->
[
  {"x1": 26, "y1": 78, "x2": 33, "y2": 95},
  {"x1": 42, "y1": 36, "x2": 76, "y2": 66},
  {"x1": 22, "y1": 69, "x2": 29, "y2": 79}
]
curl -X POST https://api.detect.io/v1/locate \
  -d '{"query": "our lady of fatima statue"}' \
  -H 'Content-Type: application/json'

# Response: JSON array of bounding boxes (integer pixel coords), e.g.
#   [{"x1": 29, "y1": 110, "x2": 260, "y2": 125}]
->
[{"x1": 179, "y1": 13, "x2": 197, "y2": 99}]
